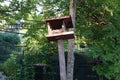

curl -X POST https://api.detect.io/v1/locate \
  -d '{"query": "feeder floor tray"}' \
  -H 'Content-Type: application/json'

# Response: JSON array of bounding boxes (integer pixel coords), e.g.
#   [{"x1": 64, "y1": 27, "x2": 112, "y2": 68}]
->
[{"x1": 46, "y1": 31, "x2": 74, "y2": 41}]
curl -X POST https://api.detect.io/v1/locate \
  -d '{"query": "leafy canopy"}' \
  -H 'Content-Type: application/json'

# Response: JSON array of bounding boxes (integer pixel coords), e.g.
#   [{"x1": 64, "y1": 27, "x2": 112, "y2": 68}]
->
[{"x1": 76, "y1": 0, "x2": 120, "y2": 79}]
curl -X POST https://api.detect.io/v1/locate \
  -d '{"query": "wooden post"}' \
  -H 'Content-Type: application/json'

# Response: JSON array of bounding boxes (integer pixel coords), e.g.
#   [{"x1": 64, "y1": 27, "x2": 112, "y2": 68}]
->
[
  {"x1": 99, "y1": 76, "x2": 103, "y2": 80},
  {"x1": 58, "y1": 40, "x2": 66, "y2": 80}
]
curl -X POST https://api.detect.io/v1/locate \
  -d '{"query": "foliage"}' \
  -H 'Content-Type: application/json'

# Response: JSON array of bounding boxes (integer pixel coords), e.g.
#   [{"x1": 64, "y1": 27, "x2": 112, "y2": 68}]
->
[
  {"x1": 1, "y1": 0, "x2": 120, "y2": 80},
  {"x1": 0, "y1": 0, "x2": 40, "y2": 23},
  {"x1": 3, "y1": 51, "x2": 20, "y2": 77},
  {"x1": 1, "y1": 0, "x2": 59, "y2": 79},
  {"x1": 76, "y1": 0, "x2": 120, "y2": 80},
  {"x1": 41, "y1": 0, "x2": 69, "y2": 18},
  {"x1": 0, "y1": 33, "x2": 20, "y2": 63},
  {"x1": 0, "y1": 33, "x2": 21, "y2": 79}
]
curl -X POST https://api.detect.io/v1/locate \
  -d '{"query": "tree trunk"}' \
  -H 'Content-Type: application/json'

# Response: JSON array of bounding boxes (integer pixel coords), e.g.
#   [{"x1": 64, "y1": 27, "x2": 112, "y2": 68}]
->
[{"x1": 67, "y1": 0, "x2": 76, "y2": 80}]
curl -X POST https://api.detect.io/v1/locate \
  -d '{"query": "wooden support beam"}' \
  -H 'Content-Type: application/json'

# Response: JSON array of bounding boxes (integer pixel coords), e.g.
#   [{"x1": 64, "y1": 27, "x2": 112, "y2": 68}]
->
[{"x1": 58, "y1": 40, "x2": 66, "y2": 80}]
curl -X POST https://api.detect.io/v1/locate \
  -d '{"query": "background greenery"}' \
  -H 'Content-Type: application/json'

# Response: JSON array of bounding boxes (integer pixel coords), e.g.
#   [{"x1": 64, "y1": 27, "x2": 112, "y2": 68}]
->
[{"x1": 0, "y1": 0, "x2": 120, "y2": 80}]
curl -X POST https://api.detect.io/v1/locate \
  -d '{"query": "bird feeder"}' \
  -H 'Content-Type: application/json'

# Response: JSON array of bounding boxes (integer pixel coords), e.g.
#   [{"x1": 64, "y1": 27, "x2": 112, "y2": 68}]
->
[{"x1": 44, "y1": 15, "x2": 74, "y2": 41}]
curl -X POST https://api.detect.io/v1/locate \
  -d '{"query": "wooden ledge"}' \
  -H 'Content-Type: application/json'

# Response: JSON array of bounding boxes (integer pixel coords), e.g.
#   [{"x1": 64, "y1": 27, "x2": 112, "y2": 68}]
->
[{"x1": 46, "y1": 31, "x2": 74, "y2": 41}]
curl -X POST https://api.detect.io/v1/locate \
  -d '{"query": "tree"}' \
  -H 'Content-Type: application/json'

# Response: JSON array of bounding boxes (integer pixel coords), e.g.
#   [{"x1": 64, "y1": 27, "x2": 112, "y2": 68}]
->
[
  {"x1": 76, "y1": 0, "x2": 120, "y2": 80},
  {"x1": 0, "y1": 33, "x2": 21, "y2": 79},
  {"x1": 0, "y1": 33, "x2": 20, "y2": 63},
  {"x1": 0, "y1": 0, "x2": 39, "y2": 24},
  {"x1": 67, "y1": 0, "x2": 76, "y2": 80}
]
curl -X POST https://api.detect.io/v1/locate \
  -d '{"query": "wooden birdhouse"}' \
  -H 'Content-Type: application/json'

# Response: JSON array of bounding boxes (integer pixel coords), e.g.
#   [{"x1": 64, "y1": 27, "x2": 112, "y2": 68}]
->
[{"x1": 44, "y1": 16, "x2": 74, "y2": 41}]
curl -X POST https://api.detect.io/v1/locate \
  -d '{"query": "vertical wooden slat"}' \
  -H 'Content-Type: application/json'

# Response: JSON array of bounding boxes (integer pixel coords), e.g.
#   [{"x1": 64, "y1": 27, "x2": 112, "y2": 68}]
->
[
  {"x1": 58, "y1": 40, "x2": 66, "y2": 80},
  {"x1": 62, "y1": 21, "x2": 66, "y2": 32},
  {"x1": 47, "y1": 23, "x2": 52, "y2": 35}
]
